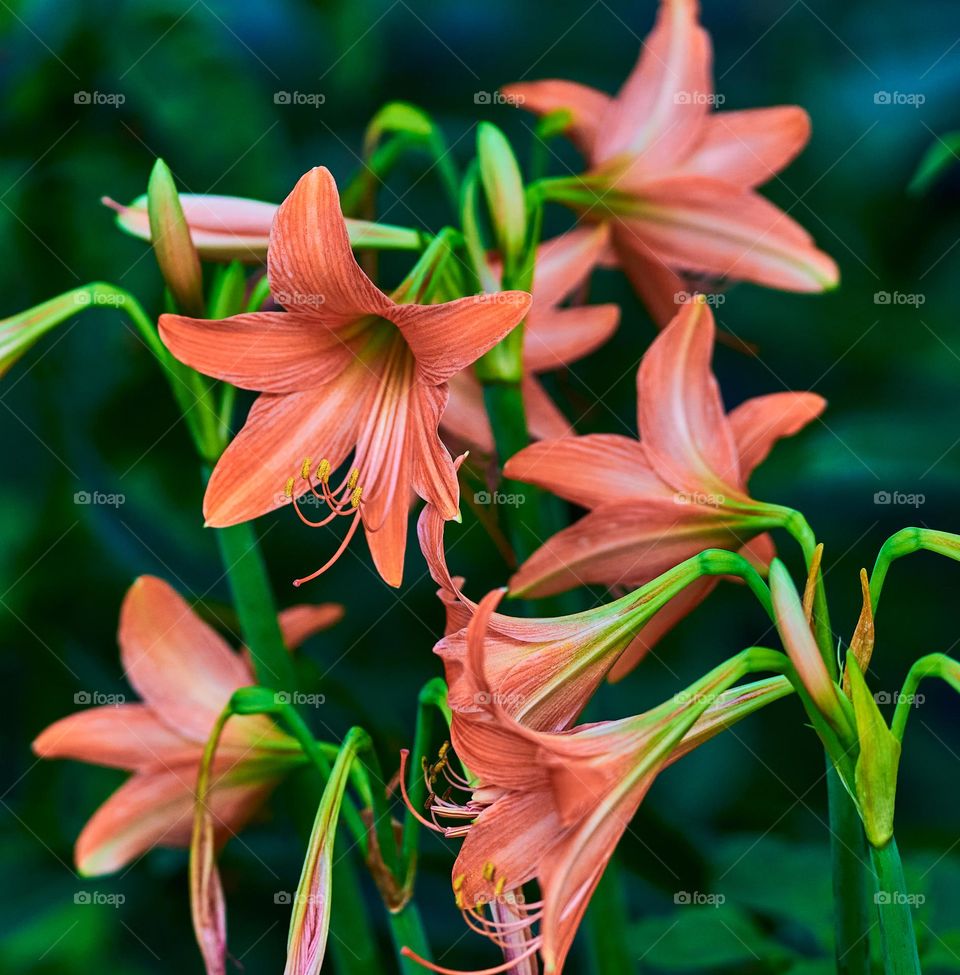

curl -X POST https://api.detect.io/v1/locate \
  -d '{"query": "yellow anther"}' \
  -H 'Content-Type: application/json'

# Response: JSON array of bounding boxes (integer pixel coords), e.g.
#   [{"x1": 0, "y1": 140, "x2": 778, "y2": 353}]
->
[
  {"x1": 300, "y1": 457, "x2": 312, "y2": 480},
  {"x1": 454, "y1": 891, "x2": 465, "y2": 910},
  {"x1": 315, "y1": 458, "x2": 331, "y2": 483},
  {"x1": 482, "y1": 861, "x2": 496, "y2": 882},
  {"x1": 284, "y1": 477, "x2": 295, "y2": 498},
  {"x1": 494, "y1": 876, "x2": 506, "y2": 897},
  {"x1": 453, "y1": 874, "x2": 465, "y2": 892},
  {"x1": 438, "y1": 741, "x2": 450, "y2": 759},
  {"x1": 475, "y1": 895, "x2": 487, "y2": 908},
  {"x1": 350, "y1": 486, "x2": 363, "y2": 509},
  {"x1": 347, "y1": 467, "x2": 360, "y2": 491}
]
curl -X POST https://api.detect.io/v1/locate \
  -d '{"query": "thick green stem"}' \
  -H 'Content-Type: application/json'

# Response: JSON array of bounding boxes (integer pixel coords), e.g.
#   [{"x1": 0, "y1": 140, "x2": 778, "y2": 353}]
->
[
  {"x1": 583, "y1": 854, "x2": 632, "y2": 975},
  {"x1": 215, "y1": 521, "x2": 296, "y2": 692},
  {"x1": 870, "y1": 839, "x2": 922, "y2": 975},
  {"x1": 389, "y1": 900, "x2": 433, "y2": 973},
  {"x1": 827, "y1": 764, "x2": 873, "y2": 975}
]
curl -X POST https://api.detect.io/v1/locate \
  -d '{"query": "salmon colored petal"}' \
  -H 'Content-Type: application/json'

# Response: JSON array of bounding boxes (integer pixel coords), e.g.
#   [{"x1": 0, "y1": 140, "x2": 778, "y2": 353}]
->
[
  {"x1": 637, "y1": 298, "x2": 742, "y2": 493},
  {"x1": 509, "y1": 499, "x2": 749, "y2": 598},
  {"x1": 627, "y1": 178, "x2": 839, "y2": 292},
  {"x1": 203, "y1": 363, "x2": 369, "y2": 527},
  {"x1": 610, "y1": 226, "x2": 691, "y2": 328},
  {"x1": 410, "y1": 381, "x2": 460, "y2": 519},
  {"x1": 75, "y1": 761, "x2": 278, "y2": 876},
  {"x1": 523, "y1": 304, "x2": 620, "y2": 373},
  {"x1": 504, "y1": 434, "x2": 663, "y2": 509},
  {"x1": 728, "y1": 391, "x2": 825, "y2": 478},
  {"x1": 500, "y1": 80, "x2": 611, "y2": 157},
  {"x1": 674, "y1": 107, "x2": 811, "y2": 188},
  {"x1": 595, "y1": 0, "x2": 712, "y2": 172},
  {"x1": 390, "y1": 292, "x2": 531, "y2": 386},
  {"x1": 32, "y1": 704, "x2": 192, "y2": 771},
  {"x1": 452, "y1": 790, "x2": 560, "y2": 905},
  {"x1": 159, "y1": 311, "x2": 362, "y2": 393},
  {"x1": 608, "y1": 578, "x2": 718, "y2": 681},
  {"x1": 278, "y1": 604, "x2": 345, "y2": 649},
  {"x1": 119, "y1": 577, "x2": 253, "y2": 741},
  {"x1": 440, "y1": 370, "x2": 495, "y2": 454},
  {"x1": 530, "y1": 225, "x2": 611, "y2": 308},
  {"x1": 267, "y1": 166, "x2": 391, "y2": 324},
  {"x1": 523, "y1": 377, "x2": 573, "y2": 443}
]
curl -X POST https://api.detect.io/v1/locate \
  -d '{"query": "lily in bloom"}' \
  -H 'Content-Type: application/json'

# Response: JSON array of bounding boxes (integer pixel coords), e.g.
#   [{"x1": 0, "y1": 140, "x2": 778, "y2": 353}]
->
[
  {"x1": 503, "y1": 0, "x2": 838, "y2": 325},
  {"x1": 418, "y1": 485, "x2": 727, "y2": 733},
  {"x1": 33, "y1": 575, "x2": 341, "y2": 875},
  {"x1": 401, "y1": 591, "x2": 786, "y2": 974},
  {"x1": 104, "y1": 192, "x2": 419, "y2": 263},
  {"x1": 160, "y1": 166, "x2": 530, "y2": 587},
  {"x1": 441, "y1": 225, "x2": 619, "y2": 454},
  {"x1": 504, "y1": 297, "x2": 824, "y2": 678}
]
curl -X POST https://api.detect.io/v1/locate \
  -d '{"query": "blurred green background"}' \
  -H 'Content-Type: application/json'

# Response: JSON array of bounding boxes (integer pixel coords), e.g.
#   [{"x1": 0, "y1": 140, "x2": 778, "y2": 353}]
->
[{"x1": 3, "y1": 0, "x2": 960, "y2": 972}]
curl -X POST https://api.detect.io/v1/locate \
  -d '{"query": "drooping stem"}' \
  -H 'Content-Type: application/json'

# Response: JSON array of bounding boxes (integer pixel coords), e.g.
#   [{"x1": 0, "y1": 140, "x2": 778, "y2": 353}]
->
[
  {"x1": 870, "y1": 839, "x2": 922, "y2": 975},
  {"x1": 215, "y1": 520, "x2": 297, "y2": 693}
]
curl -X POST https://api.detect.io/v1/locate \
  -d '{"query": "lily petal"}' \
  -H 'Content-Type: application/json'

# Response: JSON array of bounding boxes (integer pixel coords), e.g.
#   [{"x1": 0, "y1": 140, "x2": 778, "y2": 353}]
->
[
  {"x1": 728, "y1": 391, "x2": 825, "y2": 478},
  {"x1": 203, "y1": 363, "x2": 369, "y2": 526},
  {"x1": 596, "y1": 0, "x2": 712, "y2": 173},
  {"x1": 504, "y1": 434, "x2": 662, "y2": 509},
  {"x1": 159, "y1": 311, "x2": 363, "y2": 393},
  {"x1": 523, "y1": 377, "x2": 574, "y2": 442},
  {"x1": 500, "y1": 80, "x2": 611, "y2": 156},
  {"x1": 523, "y1": 305, "x2": 620, "y2": 374},
  {"x1": 390, "y1": 292, "x2": 531, "y2": 386},
  {"x1": 278, "y1": 604, "x2": 345, "y2": 649},
  {"x1": 268, "y1": 167, "x2": 392, "y2": 324},
  {"x1": 75, "y1": 760, "x2": 279, "y2": 876},
  {"x1": 674, "y1": 107, "x2": 811, "y2": 188},
  {"x1": 637, "y1": 299, "x2": 742, "y2": 493},
  {"x1": 610, "y1": 226, "x2": 691, "y2": 327},
  {"x1": 32, "y1": 704, "x2": 192, "y2": 771},
  {"x1": 530, "y1": 225, "x2": 611, "y2": 308},
  {"x1": 625, "y1": 177, "x2": 839, "y2": 292}
]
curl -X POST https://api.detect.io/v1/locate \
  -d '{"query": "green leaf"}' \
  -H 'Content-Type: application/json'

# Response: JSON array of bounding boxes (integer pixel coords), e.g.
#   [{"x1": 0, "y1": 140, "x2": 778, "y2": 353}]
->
[
  {"x1": 846, "y1": 651, "x2": 901, "y2": 848},
  {"x1": 909, "y1": 132, "x2": 960, "y2": 195}
]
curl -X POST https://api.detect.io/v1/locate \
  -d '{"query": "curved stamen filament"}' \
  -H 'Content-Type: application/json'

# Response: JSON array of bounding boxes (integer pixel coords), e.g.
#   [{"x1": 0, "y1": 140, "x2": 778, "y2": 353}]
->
[{"x1": 401, "y1": 940, "x2": 542, "y2": 975}]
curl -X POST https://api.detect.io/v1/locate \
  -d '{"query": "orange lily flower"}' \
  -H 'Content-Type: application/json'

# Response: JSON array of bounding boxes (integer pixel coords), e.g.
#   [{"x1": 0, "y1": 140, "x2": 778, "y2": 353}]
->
[
  {"x1": 159, "y1": 167, "x2": 531, "y2": 587},
  {"x1": 402, "y1": 591, "x2": 785, "y2": 975},
  {"x1": 441, "y1": 226, "x2": 619, "y2": 454},
  {"x1": 32, "y1": 576, "x2": 341, "y2": 876},
  {"x1": 504, "y1": 298, "x2": 824, "y2": 677},
  {"x1": 503, "y1": 0, "x2": 838, "y2": 325},
  {"x1": 417, "y1": 489, "x2": 716, "y2": 734}
]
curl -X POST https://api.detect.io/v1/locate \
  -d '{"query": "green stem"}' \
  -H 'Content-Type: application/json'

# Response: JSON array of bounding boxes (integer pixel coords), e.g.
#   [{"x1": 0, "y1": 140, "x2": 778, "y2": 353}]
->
[
  {"x1": 827, "y1": 764, "x2": 873, "y2": 975},
  {"x1": 891, "y1": 653, "x2": 960, "y2": 741},
  {"x1": 389, "y1": 900, "x2": 433, "y2": 973},
  {"x1": 583, "y1": 854, "x2": 632, "y2": 975},
  {"x1": 870, "y1": 839, "x2": 922, "y2": 975},
  {"x1": 870, "y1": 527, "x2": 960, "y2": 616},
  {"x1": 215, "y1": 520, "x2": 297, "y2": 692}
]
